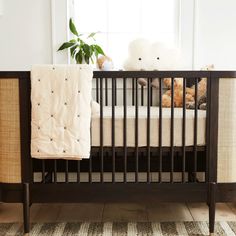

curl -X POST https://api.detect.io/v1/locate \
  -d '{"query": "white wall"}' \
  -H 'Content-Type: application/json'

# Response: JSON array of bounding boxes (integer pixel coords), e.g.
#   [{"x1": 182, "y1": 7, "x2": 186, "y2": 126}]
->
[
  {"x1": 0, "y1": 0, "x2": 52, "y2": 71},
  {"x1": 51, "y1": 0, "x2": 69, "y2": 64},
  {"x1": 194, "y1": 0, "x2": 236, "y2": 70},
  {"x1": 180, "y1": 0, "x2": 195, "y2": 69}
]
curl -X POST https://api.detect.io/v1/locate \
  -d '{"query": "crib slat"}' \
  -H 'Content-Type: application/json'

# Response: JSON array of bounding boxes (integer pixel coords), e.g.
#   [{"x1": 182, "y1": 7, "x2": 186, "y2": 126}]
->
[
  {"x1": 151, "y1": 78, "x2": 153, "y2": 106},
  {"x1": 65, "y1": 160, "x2": 69, "y2": 183},
  {"x1": 77, "y1": 160, "x2": 80, "y2": 183},
  {"x1": 105, "y1": 78, "x2": 108, "y2": 106},
  {"x1": 194, "y1": 78, "x2": 198, "y2": 182},
  {"x1": 123, "y1": 78, "x2": 127, "y2": 183},
  {"x1": 54, "y1": 160, "x2": 57, "y2": 183},
  {"x1": 182, "y1": 78, "x2": 186, "y2": 183},
  {"x1": 150, "y1": 78, "x2": 153, "y2": 169},
  {"x1": 89, "y1": 156, "x2": 92, "y2": 183},
  {"x1": 112, "y1": 77, "x2": 116, "y2": 183},
  {"x1": 100, "y1": 78, "x2": 104, "y2": 183},
  {"x1": 141, "y1": 83, "x2": 144, "y2": 176},
  {"x1": 96, "y1": 78, "x2": 99, "y2": 103},
  {"x1": 170, "y1": 78, "x2": 174, "y2": 183},
  {"x1": 132, "y1": 78, "x2": 135, "y2": 106},
  {"x1": 115, "y1": 78, "x2": 117, "y2": 106},
  {"x1": 147, "y1": 78, "x2": 151, "y2": 183},
  {"x1": 206, "y1": 76, "x2": 210, "y2": 183},
  {"x1": 141, "y1": 85, "x2": 144, "y2": 106},
  {"x1": 135, "y1": 78, "x2": 139, "y2": 183},
  {"x1": 159, "y1": 78, "x2": 163, "y2": 183},
  {"x1": 90, "y1": 114, "x2": 93, "y2": 183},
  {"x1": 42, "y1": 160, "x2": 45, "y2": 183}
]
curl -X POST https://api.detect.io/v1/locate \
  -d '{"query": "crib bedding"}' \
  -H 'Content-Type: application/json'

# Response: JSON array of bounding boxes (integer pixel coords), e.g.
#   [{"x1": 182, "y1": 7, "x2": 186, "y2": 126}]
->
[{"x1": 92, "y1": 106, "x2": 206, "y2": 147}]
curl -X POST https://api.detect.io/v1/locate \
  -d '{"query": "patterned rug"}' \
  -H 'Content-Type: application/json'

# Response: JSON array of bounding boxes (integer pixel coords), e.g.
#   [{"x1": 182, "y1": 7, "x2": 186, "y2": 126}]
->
[{"x1": 1, "y1": 222, "x2": 236, "y2": 236}]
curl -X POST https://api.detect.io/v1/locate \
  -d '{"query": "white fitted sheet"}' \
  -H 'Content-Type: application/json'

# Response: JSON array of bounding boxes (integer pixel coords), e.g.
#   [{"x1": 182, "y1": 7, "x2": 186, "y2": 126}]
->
[{"x1": 91, "y1": 106, "x2": 206, "y2": 147}]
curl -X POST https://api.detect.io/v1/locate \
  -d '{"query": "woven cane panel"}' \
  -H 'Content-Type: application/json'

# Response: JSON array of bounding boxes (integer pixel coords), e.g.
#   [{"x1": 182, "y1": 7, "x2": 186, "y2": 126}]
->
[
  {"x1": 0, "y1": 79, "x2": 21, "y2": 183},
  {"x1": 218, "y1": 78, "x2": 236, "y2": 183}
]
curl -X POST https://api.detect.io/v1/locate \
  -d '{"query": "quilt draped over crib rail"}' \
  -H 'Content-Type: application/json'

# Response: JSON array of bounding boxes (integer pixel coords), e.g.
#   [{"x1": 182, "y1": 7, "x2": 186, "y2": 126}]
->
[{"x1": 31, "y1": 65, "x2": 93, "y2": 160}]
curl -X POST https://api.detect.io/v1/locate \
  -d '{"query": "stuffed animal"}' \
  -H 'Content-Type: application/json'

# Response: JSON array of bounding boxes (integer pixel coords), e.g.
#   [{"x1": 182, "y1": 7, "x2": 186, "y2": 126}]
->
[
  {"x1": 123, "y1": 39, "x2": 181, "y2": 88},
  {"x1": 186, "y1": 64, "x2": 214, "y2": 110},
  {"x1": 162, "y1": 64, "x2": 214, "y2": 109},
  {"x1": 123, "y1": 38, "x2": 151, "y2": 86},
  {"x1": 149, "y1": 42, "x2": 181, "y2": 88},
  {"x1": 162, "y1": 78, "x2": 194, "y2": 107},
  {"x1": 97, "y1": 55, "x2": 114, "y2": 71}
]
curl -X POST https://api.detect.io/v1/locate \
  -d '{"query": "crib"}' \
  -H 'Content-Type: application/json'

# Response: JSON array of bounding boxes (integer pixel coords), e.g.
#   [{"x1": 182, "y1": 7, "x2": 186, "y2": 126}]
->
[{"x1": 0, "y1": 70, "x2": 236, "y2": 235}]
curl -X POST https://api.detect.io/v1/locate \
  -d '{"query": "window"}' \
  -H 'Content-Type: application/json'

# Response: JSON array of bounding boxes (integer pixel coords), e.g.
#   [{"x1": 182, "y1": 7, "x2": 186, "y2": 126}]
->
[{"x1": 73, "y1": 0, "x2": 180, "y2": 69}]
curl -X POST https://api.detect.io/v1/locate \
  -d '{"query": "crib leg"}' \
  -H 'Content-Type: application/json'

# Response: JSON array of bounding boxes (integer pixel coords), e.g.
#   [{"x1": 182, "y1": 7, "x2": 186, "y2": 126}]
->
[
  {"x1": 208, "y1": 182, "x2": 216, "y2": 235},
  {"x1": 23, "y1": 183, "x2": 30, "y2": 234}
]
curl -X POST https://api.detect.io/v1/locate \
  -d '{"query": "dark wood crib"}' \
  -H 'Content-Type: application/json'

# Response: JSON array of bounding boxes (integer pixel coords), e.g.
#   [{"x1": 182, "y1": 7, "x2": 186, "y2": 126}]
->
[{"x1": 0, "y1": 70, "x2": 236, "y2": 235}]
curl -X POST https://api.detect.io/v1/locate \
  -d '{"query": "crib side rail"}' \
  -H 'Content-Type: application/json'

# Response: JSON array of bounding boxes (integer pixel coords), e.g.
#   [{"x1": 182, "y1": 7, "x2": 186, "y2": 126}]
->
[{"x1": 93, "y1": 71, "x2": 220, "y2": 184}]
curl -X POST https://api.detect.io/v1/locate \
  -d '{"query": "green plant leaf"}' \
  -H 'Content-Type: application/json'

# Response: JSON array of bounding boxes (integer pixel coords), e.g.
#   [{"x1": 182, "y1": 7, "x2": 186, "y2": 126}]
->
[
  {"x1": 78, "y1": 38, "x2": 85, "y2": 46},
  {"x1": 94, "y1": 45, "x2": 105, "y2": 55},
  {"x1": 87, "y1": 32, "x2": 98, "y2": 38},
  {"x1": 92, "y1": 45, "x2": 99, "y2": 58},
  {"x1": 69, "y1": 18, "x2": 79, "y2": 36},
  {"x1": 58, "y1": 42, "x2": 76, "y2": 51},
  {"x1": 69, "y1": 39, "x2": 77, "y2": 43},
  {"x1": 70, "y1": 45, "x2": 77, "y2": 58},
  {"x1": 90, "y1": 46, "x2": 96, "y2": 59},
  {"x1": 84, "y1": 55, "x2": 90, "y2": 64},
  {"x1": 82, "y1": 44, "x2": 91, "y2": 56},
  {"x1": 75, "y1": 50, "x2": 83, "y2": 64}
]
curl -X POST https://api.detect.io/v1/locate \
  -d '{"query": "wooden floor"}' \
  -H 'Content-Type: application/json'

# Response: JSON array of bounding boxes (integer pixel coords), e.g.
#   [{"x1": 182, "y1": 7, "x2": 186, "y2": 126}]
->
[{"x1": 1, "y1": 203, "x2": 236, "y2": 223}]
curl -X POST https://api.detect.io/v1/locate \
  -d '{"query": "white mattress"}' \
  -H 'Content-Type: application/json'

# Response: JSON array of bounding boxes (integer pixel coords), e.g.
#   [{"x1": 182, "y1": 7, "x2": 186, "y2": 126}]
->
[{"x1": 91, "y1": 106, "x2": 206, "y2": 147}]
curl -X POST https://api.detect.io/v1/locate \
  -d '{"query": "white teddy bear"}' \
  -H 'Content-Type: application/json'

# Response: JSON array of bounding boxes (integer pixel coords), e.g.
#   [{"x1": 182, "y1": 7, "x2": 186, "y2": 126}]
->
[
  {"x1": 124, "y1": 38, "x2": 151, "y2": 71},
  {"x1": 124, "y1": 38, "x2": 181, "y2": 88}
]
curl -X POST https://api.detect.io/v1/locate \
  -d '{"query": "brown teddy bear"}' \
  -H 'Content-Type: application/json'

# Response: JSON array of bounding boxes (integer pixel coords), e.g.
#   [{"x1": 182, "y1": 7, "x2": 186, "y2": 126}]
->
[
  {"x1": 185, "y1": 64, "x2": 214, "y2": 110},
  {"x1": 162, "y1": 78, "x2": 194, "y2": 107},
  {"x1": 162, "y1": 65, "x2": 214, "y2": 109}
]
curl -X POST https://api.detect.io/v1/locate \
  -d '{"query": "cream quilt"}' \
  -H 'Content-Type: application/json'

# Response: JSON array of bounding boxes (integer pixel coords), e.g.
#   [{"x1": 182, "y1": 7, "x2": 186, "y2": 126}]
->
[{"x1": 31, "y1": 65, "x2": 93, "y2": 160}]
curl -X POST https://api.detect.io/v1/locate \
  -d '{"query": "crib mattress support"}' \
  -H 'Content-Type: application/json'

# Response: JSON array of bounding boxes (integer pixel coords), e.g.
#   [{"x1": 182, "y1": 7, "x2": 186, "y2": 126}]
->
[
  {"x1": 2, "y1": 182, "x2": 236, "y2": 203},
  {"x1": 0, "y1": 183, "x2": 236, "y2": 203}
]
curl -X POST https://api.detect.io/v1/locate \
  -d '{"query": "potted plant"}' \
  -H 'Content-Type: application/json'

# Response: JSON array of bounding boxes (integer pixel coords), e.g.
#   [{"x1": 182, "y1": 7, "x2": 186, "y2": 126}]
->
[{"x1": 58, "y1": 18, "x2": 105, "y2": 64}]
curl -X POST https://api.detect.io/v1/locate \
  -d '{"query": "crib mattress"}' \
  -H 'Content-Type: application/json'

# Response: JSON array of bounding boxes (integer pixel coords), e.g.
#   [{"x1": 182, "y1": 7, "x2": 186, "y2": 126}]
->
[{"x1": 91, "y1": 106, "x2": 206, "y2": 147}]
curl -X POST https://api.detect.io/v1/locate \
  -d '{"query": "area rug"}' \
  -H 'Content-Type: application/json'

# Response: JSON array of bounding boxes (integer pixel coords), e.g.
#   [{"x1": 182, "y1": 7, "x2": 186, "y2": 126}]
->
[{"x1": 1, "y1": 222, "x2": 236, "y2": 236}]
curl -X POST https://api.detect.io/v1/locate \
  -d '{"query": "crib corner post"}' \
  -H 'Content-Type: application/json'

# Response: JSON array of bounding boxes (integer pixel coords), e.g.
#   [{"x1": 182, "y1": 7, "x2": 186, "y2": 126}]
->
[
  {"x1": 208, "y1": 182, "x2": 216, "y2": 235},
  {"x1": 18, "y1": 74, "x2": 32, "y2": 234},
  {"x1": 23, "y1": 182, "x2": 30, "y2": 234},
  {"x1": 207, "y1": 73, "x2": 219, "y2": 235}
]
